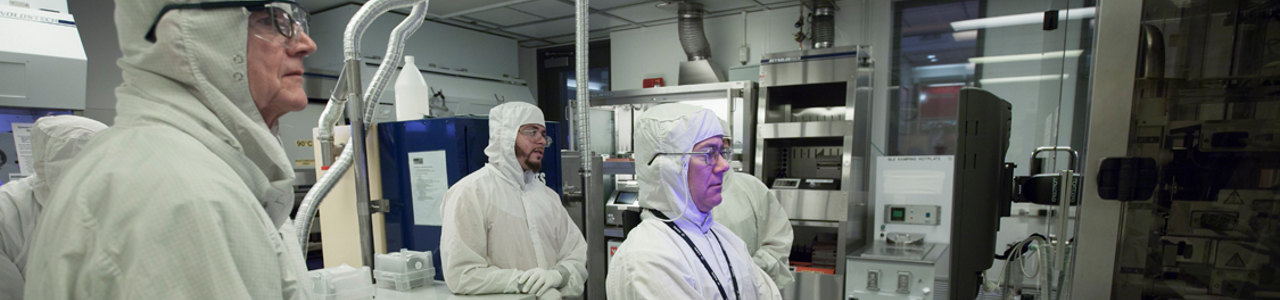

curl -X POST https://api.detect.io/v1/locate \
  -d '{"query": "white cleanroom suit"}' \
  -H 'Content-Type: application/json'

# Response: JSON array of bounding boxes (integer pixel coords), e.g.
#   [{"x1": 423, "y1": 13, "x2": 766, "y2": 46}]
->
[
  {"x1": 0, "y1": 115, "x2": 107, "y2": 299},
  {"x1": 606, "y1": 103, "x2": 781, "y2": 300},
  {"x1": 711, "y1": 119, "x2": 795, "y2": 288},
  {"x1": 24, "y1": 1, "x2": 314, "y2": 298},
  {"x1": 440, "y1": 102, "x2": 588, "y2": 299}
]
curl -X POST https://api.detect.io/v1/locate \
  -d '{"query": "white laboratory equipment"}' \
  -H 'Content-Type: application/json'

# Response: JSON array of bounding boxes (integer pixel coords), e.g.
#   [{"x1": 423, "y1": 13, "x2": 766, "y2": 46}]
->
[
  {"x1": 309, "y1": 264, "x2": 376, "y2": 300},
  {"x1": 394, "y1": 56, "x2": 430, "y2": 121},
  {"x1": 374, "y1": 249, "x2": 436, "y2": 291}
]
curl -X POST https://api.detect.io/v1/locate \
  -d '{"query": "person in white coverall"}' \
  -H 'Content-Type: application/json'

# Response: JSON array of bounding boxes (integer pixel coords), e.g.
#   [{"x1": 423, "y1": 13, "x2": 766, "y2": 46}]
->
[
  {"x1": 711, "y1": 120, "x2": 795, "y2": 289},
  {"x1": 0, "y1": 115, "x2": 107, "y2": 299},
  {"x1": 23, "y1": 0, "x2": 318, "y2": 298},
  {"x1": 606, "y1": 103, "x2": 782, "y2": 300},
  {"x1": 440, "y1": 102, "x2": 588, "y2": 300}
]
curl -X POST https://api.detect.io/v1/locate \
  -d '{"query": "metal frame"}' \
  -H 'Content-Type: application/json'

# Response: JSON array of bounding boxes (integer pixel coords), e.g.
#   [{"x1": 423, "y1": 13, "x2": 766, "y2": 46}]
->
[
  {"x1": 1069, "y1": 0, "x2": 1143, "y2": 298},
  {"x1": 754, "y1": 44, "x2": 874, "y2": 299}
]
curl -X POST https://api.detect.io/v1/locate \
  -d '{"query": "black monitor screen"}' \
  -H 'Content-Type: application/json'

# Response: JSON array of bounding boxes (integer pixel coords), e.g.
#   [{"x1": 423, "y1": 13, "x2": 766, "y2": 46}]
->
[
  {"x1": 949, "y1": 87, "x2": 1012, "y2": 300},
  {"x1": 614, "y1": 191, "x2": 639, "y2": 205}
]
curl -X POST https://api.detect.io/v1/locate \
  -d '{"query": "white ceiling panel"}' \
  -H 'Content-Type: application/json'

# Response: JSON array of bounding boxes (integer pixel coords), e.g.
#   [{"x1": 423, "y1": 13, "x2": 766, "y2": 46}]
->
[
  {"x1": 510, "y1": 0, "x2": 574, "y2": 18},
  {"x1": 701, "y1": 0, "x2": 755, "y2": 12},
  {"x1": 607, "y1": 4, "x2": 672, "y2": 23},
  {"x1": 590, "y1": 0, "x2": 652, "y2": 10},
  {"x1": 428, "y1": 0, "x2": 520, "y2": 16},
  {"x1": 466, "y1": 8, "x2": 544, "y2": 26},
  {"x1": 590, "y1": 14, "x2": 631, "y2": 30},
  {"x1": 505, "y1": 18, "x2": 577, "y2": 37}
]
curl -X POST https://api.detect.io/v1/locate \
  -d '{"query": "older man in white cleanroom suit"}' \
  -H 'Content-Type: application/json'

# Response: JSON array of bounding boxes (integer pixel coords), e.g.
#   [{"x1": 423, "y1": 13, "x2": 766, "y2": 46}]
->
[
  {"x1": 0, "y1": 115, "x2": 107, "y2": 299},
  {"x1": 440, "y1": 102, "x2": 588, "y2": 300},
  {"x1": 712, "y1": 119, "x2": 795, "y2": 289},
  {"x1": 24, "y1": 0, "x2": 318, "y2": 298},
  {"x1": 606, "y1": 103, "x2": 782, "y2": 300}
]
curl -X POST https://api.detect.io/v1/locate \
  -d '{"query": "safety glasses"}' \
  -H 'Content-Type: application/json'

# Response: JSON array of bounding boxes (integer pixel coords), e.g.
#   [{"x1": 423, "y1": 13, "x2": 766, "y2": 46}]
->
[
  {"x1": 518, "y1": 128, "x2": 554, "y2": 147},
  {"x1": 647, "y1": 147, "x2": 733, "y2": 166},
  {"x1": 145, "y1": 0, "x2": 310, "y2": 46}
]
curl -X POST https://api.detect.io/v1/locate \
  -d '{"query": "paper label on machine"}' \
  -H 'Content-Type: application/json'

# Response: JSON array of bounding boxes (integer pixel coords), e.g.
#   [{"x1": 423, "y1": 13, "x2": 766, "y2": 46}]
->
[
  {"x1": 12, "y1": 123, "x2": 33, "y2": 175},
  {"x1": 408, "y1": 150, "x2": 448, "y2": 226}
]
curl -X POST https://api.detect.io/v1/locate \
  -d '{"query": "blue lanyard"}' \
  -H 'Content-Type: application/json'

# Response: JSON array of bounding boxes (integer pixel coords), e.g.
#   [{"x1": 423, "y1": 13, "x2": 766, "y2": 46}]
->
[{"x1": 651, "y1": 210, "x2": 741, "y2": 300}]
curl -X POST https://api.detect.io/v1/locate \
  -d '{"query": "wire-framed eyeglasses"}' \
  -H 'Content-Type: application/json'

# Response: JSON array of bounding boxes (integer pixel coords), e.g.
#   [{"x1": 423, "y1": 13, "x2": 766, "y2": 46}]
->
[
  {"x1": 647, "y1": 147, "x2": 733, "y2": 165},
  {"x1": 518, "y1": 128, "x2": 553, "y2": 147}
]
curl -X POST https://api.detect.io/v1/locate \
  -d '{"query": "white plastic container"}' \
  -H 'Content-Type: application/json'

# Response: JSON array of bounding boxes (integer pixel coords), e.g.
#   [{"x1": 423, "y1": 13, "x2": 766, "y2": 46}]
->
[
  {"x1": 374, "y1": 249, "x2": 436, "y2": 291},
  {"x1": 309, "y1": 264, "x2": 375, "y2": 300},
  {"x1": 394, "y1": 55, "x2": 430, "y2": 121}
]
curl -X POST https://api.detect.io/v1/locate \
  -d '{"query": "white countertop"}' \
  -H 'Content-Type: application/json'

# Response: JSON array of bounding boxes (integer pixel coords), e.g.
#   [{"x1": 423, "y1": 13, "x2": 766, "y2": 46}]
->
[{"x1": 375, "y1": 281, "x2": 536, "y2": 300}]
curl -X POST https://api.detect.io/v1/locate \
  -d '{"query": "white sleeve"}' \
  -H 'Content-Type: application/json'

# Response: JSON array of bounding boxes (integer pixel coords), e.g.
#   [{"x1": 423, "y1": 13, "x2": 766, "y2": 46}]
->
[
  {"x1": 752, "y1": 262, "x2": 783, "y2": 300},
  {"x1": 753, "y1": 189, "x2": 795, "y2": 287},
  {"x1": 440, "y1": 184, "x2": 522, "y2": 295}
]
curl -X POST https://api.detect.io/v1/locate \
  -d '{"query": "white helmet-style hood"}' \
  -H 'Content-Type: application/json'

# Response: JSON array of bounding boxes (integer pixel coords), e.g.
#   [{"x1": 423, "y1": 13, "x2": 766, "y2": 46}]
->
[
  {"x1": 633, "y1": 103, "x2": 723, "y2": 223},
  {"x1": 29, "y1": 115, "x2": 107, "y2": 207},
  {"x1": 111, "y1": 0, "x2": 298, "y2": 225},
  {"x1": 485, "y1": 102, "x2": 546, "y2": 186}
]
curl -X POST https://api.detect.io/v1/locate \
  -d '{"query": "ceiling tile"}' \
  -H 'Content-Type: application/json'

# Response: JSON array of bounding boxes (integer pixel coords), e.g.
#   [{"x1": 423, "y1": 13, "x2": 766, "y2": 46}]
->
[
  {"x1": 504, "y1": 17, "x2": 577, "y2": 38},
  {"x1": 465, "y1": 8, "x2": 544, "y2": 26},
  {"x1": 759, "y1": 0, "x2": 796, "y2": 5},
  {"x1": 510, "y1": 0, "x2": 574, "y2": 18},
  {"x1": 606, "y1": 4, "x2": 672, "y2": 23},
  {"x1": 590, "y1": 14, "x2": 631, "y2": 30},
  {"x1": 548, "y1": 36, "x2": 576, "y2": 44},
  {"x1": 701, "y1": 0, "x2": 755, "y2": 13},
  {"x1": 591, "y1": 0, "x2": 652, "y2": 10},
  {"x1": 427, "y1": 0, "x2": 515, "y2": 16}
]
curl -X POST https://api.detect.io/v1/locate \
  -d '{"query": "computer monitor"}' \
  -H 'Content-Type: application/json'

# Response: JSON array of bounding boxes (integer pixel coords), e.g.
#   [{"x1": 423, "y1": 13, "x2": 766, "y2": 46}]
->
[{"x1": 949, "y1": 87, "x2": 1013, "y2": 299}]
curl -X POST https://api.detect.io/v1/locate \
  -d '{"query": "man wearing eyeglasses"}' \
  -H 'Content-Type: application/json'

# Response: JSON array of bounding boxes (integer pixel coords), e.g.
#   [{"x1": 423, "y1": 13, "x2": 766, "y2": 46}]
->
[
  {"x1": 24, "y1": 1, "x2": 317, "y2": 299},
  {"x1": 440, "y1": 102, "x2": 587, "y2": 300},
  {"x1": 606, "y1": 103, "x2": 781, "y2": 300}
]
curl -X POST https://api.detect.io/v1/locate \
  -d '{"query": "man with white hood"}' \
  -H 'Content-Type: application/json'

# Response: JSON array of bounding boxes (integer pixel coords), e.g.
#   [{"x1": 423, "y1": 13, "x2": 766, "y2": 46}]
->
[
  {"x1": 24, "y1": 0, "x2": 318, "y2": 298},
  {"x1": 440, "y1": 102, "x2": 587, "y2": 300},
  {"x1": 712, "y1": 119, "x2": 795, "y2": 289},
  {"x1": 606, "y1": 103, "x2": 781, "y2": 299},
  {"x1": 0, "y1": 115, "x2": 107, "y2": 298}
]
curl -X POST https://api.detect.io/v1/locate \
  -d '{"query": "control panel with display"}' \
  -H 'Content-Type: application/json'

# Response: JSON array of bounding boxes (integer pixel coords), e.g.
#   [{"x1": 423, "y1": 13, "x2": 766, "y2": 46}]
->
[{"x1": 884, "y1": 205, "x2": 941, "y2": 226}]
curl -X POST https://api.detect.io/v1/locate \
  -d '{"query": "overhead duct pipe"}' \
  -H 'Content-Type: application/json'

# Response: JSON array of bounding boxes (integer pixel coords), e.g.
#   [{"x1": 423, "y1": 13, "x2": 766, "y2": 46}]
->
[
  {"x1": 810, "y1": 1, "x2": 835, "y2": 49},
  {"x1": 673, "y1": 2, "x2": 723, "y2": 85}
]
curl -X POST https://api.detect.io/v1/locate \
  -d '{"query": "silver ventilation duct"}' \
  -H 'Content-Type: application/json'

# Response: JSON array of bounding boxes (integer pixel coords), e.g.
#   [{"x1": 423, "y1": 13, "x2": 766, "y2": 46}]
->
[
  {"x1": 670, "y1": 1, "x2": 724, "y2": 85},
  {"x1": 811, "y1": 3, "x2": 835, "y2": 49}
]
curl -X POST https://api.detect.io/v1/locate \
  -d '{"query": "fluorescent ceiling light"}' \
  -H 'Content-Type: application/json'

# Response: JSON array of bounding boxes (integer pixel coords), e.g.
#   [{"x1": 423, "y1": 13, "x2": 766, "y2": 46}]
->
[
  {"x1": 969, "y1": 50, "x2": 1084, "y2": 64},
  {"x1": 567, "y1": 79, "x2": 604, "y2": 91},
  {"x1": 951, "y1": 7, "x2": 1096, "y2": 31},
  {"x1": 980, "y1": 74, "x2": 1070, "y2": 84},
  {"x1": 952, "y1": 30, "x2": 978, "y2": 41}
]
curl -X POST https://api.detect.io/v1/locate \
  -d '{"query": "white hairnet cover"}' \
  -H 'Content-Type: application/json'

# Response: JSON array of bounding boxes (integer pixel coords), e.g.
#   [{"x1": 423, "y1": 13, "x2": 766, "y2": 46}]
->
[
  {"x1": 0, "y1": 115, "x2": 105, "y2": 298},
  {"x1": 24, "y1": 0, "x2": 312, "y2": 298},
  {"x1": 632, "y1": 103, "x2": 723, "y2": 222},
  {"x1": 440, "y1": 102, "x2": 587, "y2": 297}
]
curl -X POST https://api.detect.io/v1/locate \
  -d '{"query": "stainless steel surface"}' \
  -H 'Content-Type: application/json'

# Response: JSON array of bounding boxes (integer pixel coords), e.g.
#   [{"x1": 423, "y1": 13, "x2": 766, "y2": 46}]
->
[
  {"x1": 1070, "y1": 0, "x2": 1142, "y2": 298},
  {"x1": 589, "y1": 81, "x2": 751, "y2": 106},
  {"x1": 780, "y1": 272, "x2": 844, "y2": 300},
  {"x1": 1138, "y1": 24, "x2": 1165, "y2": 79},
  {"x1": 1030, "y1": 146, "x2": 1080, "y2": 174},
  {"x1": 759, "y1": 45, "x2": 870, "y2": 87},
  {"x1": 560, "y1": 151, "x2": 584, "y2": 234},
  {"x1": 602, "y1": 160, "x2": 635, "y2": 175},
  {"x1": 757, "y1": 121, "x2": 853, "y2": 139},
  {"x1": 584, "y1": 157, "x2": 605, "y2": 300},
  {"x1": 790, "y1": 220, "x2": 841, "y2": 228},
  {"x1": 851, "y1": 242, "x2": 947, "y2": 263},
  {"x1": 773, "y1": 190, "x2": 849, "y2": 222},
  {"x1": 678, "y1": 60, "x2": 725, "y2": 85},
  {"x1": 345, "y1": 57, "x2": 376, "y2": 269}
]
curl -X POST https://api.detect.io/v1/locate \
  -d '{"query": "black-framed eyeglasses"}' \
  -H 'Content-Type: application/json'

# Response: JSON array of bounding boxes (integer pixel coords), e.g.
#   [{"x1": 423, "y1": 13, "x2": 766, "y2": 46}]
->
[
  {"x1": 646, "y1": 147, "x2": 733, "y2": 165},
  {"x1": 145, "y1": 0, "x2": 310, "y2": 44}
]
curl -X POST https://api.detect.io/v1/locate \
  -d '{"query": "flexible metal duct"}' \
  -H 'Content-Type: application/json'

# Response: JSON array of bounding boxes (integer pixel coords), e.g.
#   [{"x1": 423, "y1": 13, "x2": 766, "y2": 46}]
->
[
  {"x1": 811, "y1": 4, "x2": 835, "y2": 49},
  {"x1": 678, "y1": 2, "x2": 711, "y2": 61}
]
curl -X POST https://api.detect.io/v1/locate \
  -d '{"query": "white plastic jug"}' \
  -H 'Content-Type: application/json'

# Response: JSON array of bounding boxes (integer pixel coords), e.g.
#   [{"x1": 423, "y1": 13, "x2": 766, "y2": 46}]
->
[{"x1": 394, "y1": 56, "x2": 430, "y2": 121}]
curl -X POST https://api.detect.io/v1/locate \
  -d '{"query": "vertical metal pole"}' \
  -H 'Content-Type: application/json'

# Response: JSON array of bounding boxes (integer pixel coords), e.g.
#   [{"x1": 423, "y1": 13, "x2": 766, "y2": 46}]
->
[
  {"x1": 573, "y1": 0, "x2": 600, "y2": 298},
  {"x1": 1053, "y1": 169, "x2": 1074, "y2": 300},
  {"x1": 344, "y1": 58, "x2": 376, "y2": 268}
]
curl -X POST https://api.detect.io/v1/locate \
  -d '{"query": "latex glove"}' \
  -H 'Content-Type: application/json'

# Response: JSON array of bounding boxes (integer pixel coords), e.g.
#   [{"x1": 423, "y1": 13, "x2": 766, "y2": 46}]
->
[
  {"x1": 517, "y1": 268, "x2": 564, "y2": 297},
  {"x1": 537, "y1": 288, "x2": 563, "y2": 300}
]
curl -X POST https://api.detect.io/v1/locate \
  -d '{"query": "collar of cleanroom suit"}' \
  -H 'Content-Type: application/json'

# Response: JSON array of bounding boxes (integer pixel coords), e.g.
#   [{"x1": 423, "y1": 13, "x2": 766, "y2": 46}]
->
[
  {"x1": 22, "y1": 1, "x2": 313, "y2": 299},
  {"x1": 0, "y1": 115, "x2": 107, "y2": 298},
  {"x1": 606, "y1": 103, "x2": 782, "y2": 300},
  {"x1": 711, "y1": 119, "x2": 796, "y2": 288},
  {"x1": 440, "y1": 102, "x2": 588, "y2": 297}
]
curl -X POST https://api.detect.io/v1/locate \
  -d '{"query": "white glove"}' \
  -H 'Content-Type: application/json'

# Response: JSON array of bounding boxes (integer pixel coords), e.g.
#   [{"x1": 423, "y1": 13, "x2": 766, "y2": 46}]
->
[
  {"x1": 537, "y1": 287, "x2": 563, "y2": 300},
  {"x1": 517, "y1": 268, "x2": 564, "y2": 297}
]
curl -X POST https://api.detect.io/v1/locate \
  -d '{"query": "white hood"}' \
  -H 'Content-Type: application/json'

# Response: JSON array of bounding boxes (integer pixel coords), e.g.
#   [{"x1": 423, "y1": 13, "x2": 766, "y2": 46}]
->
[
  {"x1": 484, "y1": 102, "x2": 545, "y2": 187},
  {"x1": 29, "y1": 115, "x2": 107, "y2": 207},
  {"x1": 633, "y1": 103, "x2": 723, "y2": 227},
  {"x1": 112, "y1": 0, "x2": 297, "y2": 226}
]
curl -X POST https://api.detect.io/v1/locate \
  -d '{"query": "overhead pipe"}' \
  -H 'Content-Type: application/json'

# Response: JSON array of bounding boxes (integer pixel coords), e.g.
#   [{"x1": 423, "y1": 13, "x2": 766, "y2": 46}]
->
[
  {"x1": 677, "y1": 2, "x2": 711, "y2": 61},
  {"x1": 295, "y1": 0, "x2": 430, "y2": 269},
  {"x1": 810, "y1": 1, "x2": 835, "y2": 49}
]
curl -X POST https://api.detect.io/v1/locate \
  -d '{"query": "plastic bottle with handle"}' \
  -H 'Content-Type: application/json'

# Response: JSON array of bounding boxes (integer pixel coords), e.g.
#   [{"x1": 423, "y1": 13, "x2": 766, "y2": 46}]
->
[{"x1": 394, "y1": 55, "x2": 430, "y2": 121}]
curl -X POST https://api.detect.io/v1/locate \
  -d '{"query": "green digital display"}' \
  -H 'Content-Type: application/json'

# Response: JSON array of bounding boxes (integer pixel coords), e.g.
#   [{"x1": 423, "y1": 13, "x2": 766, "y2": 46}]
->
[
  {"x1": 892, "y1": 210, "x2": 904, "y2": 218},
  {"x1": 890, "y1": 207, "x2": 906, "y2": 221}
]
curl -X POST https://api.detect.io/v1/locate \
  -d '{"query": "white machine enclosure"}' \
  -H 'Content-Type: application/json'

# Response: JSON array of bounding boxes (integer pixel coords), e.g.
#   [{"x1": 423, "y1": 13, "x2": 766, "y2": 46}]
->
[
  {"x1": 0, "y1": 5, "x2": 86, "y2": 110},
  {"x1": 873, "y1": 156, "x2": 954, "y2": 244},
  {"x1": 846, "y1": 244, "x2": 949, "y2": 300}
]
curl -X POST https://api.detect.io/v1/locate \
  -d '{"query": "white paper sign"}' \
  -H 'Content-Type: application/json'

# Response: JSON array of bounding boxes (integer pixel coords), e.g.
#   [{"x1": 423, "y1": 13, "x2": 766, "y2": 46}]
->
[
  {"x1": 12, "y1": 123, "x2": 34, "y2": 175},
  {"x1": 408, "y1": 150, "x2": 449, "y2": 226}
]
